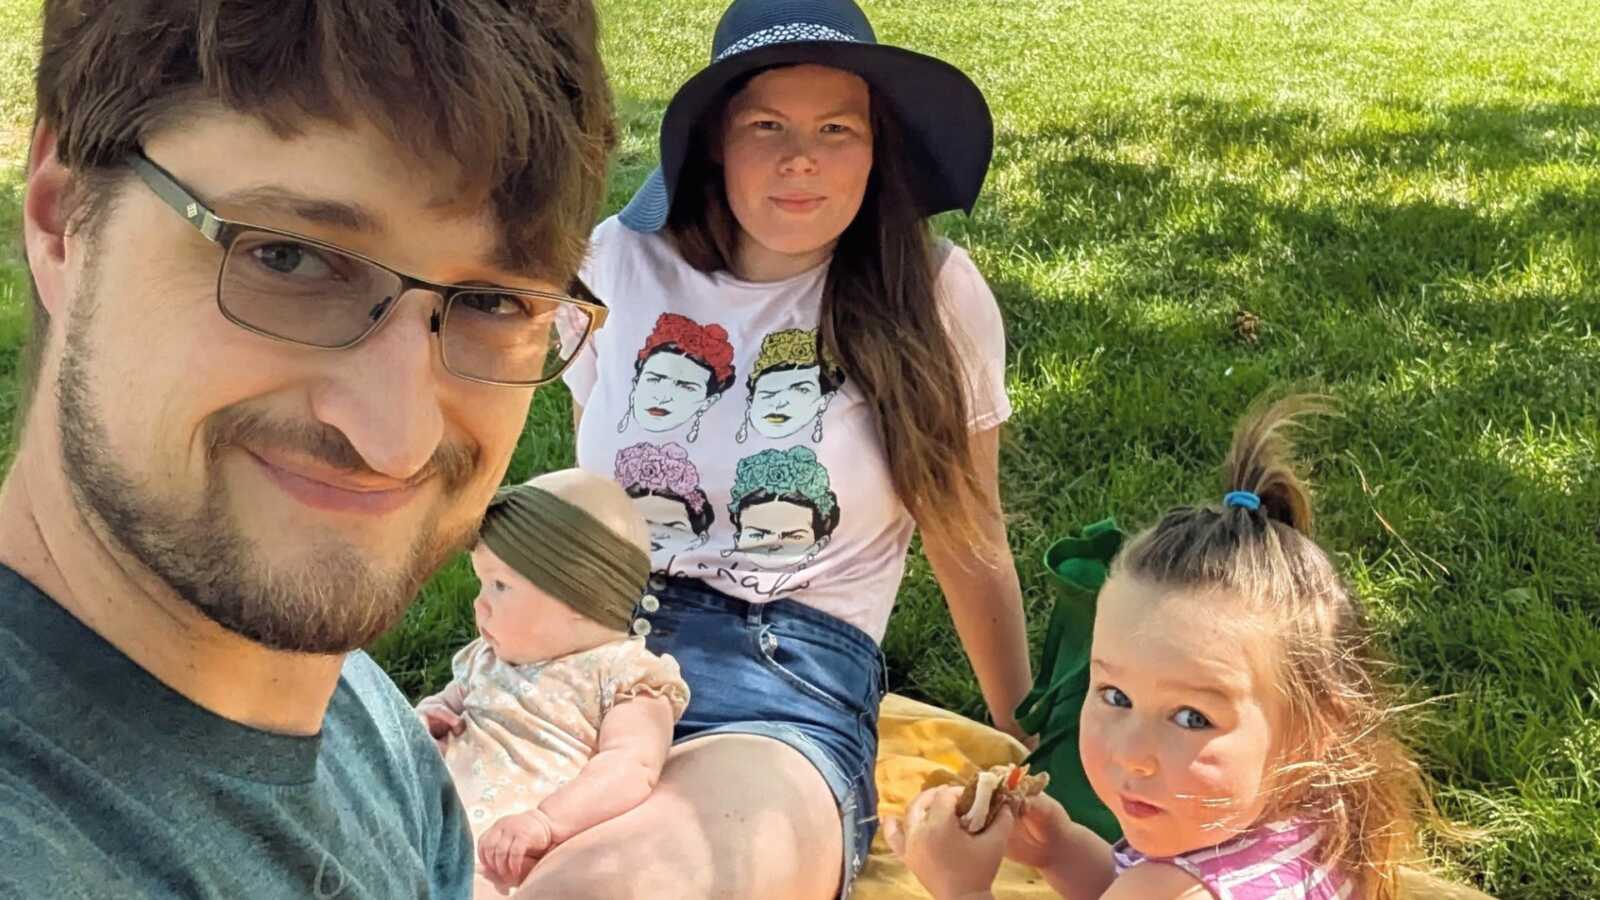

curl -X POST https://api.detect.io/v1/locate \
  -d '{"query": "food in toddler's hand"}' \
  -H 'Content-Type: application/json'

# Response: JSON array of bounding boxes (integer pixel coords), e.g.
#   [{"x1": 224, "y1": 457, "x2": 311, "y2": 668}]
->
[{"x1": 954, "y1": 764, "x2": 1049, "y2": 834}]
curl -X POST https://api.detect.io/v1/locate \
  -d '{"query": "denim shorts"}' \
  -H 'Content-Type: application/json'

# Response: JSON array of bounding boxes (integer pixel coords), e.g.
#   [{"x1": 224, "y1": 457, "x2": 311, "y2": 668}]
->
[{"x1": 633, "y1": 575, "x2": 887, "y2": 898}]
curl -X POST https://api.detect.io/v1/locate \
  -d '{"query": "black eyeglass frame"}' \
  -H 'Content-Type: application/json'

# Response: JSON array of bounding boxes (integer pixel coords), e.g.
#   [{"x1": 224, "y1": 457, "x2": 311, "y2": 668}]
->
[{"x1": 127, "y1": 151, "x2": 608, "y2": 387}]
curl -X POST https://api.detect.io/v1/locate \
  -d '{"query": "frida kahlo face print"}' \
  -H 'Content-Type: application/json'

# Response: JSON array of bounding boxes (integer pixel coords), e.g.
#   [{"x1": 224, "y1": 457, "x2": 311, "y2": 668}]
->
[
  {"x1": 738, "y1": 328, "x2": 846, "y2": 443},
  {"x1": 725, "y1": 446, "x2": 840, "y2": 571},
  {"x1": 619, "y1": 313, "x2": 737, "y2": 439},
  {"x1": 614, "y1": 442, "x2": 714, "y2": 557}
]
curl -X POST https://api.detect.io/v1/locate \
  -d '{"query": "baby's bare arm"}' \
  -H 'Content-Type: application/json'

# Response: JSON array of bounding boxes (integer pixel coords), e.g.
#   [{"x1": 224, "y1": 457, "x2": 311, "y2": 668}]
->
[{"x1": 536, "y1": 694, "x2": 676, "y2": 845}]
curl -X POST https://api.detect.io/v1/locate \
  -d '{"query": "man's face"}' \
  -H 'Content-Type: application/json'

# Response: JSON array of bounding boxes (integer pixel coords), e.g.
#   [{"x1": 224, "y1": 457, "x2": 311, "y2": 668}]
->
[{"x1": 45, "y1": 113, "x2": 552, "y2": 654}]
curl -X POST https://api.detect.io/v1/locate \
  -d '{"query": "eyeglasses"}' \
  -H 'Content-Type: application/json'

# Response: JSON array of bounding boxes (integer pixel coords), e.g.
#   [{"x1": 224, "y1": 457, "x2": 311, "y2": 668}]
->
[{"x1": 127, "y1": 151, "x2": 607, "y2": 387}]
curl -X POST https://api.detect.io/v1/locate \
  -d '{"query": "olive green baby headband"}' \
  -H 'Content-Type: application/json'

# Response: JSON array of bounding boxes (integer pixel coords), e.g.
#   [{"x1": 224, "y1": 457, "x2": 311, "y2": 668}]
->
[{"x1": 479, "y1": 484, "x2": 650, "y2": 631}]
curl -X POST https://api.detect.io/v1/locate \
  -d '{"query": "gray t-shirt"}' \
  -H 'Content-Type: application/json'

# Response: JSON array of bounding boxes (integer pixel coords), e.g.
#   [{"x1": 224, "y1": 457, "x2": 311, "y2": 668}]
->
[{"x1": 0, "y1": 565, "x2": 474, "y2": 898}]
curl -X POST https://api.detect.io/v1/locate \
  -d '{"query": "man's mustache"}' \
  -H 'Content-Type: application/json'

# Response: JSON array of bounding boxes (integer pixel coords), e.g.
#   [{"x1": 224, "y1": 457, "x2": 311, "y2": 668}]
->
[{"x1": 205, "y1": 407, "x2": 479, "y2": 493}]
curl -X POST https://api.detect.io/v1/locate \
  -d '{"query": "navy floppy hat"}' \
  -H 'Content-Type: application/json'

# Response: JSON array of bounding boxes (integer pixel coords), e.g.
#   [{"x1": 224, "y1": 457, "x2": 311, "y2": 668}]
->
[{"x1": 617, "y1": 0, "x2": 995, "y2": 233}]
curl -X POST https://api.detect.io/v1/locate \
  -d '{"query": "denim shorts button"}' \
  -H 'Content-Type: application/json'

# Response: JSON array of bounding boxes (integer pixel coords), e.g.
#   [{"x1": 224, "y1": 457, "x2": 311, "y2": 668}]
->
[
  {"x1": 632, "y1": 618, "x2": 652, "y2": 637},
  {"x1": 640, "y1": 594, "x2": 660, "y2": 613}
]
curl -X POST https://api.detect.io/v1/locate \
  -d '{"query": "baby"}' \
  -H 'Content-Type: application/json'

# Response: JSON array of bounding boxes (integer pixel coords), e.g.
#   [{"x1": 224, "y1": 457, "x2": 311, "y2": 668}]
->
[
  {"x1": 889, "y1": 397, "x2": 1441, "y2": 900},
  {"x1": 416, "y1": 469, "x2": 689, "y2": 897}
]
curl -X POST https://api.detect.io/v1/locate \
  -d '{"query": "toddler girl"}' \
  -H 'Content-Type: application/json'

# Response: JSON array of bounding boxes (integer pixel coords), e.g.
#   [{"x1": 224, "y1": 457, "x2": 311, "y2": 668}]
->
[
  {"x1": 416, "y1": 469, "x2": 690, "y2": 896},
  {"x1": 889, "y1": 397, "x2": 1436, "y2": 900}
]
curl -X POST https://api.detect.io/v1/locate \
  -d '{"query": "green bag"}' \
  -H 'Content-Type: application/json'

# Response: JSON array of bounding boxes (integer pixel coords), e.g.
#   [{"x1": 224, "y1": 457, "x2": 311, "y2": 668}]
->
[{"x1": 1013, "y1": 517, "x2": 1124, "y2": 843}]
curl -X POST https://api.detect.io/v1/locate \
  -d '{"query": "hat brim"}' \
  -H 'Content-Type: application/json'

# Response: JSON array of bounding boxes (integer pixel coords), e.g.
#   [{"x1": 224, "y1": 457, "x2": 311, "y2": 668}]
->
[{"x1": 619, "y1": 40, "x2": 993, "y2": 233}]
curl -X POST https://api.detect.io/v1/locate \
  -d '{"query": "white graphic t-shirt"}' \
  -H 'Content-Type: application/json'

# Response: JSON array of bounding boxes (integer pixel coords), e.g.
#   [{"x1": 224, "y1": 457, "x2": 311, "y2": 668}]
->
[{"x1": 565, "y1": 216, "x2": 1010, "y2": 641}]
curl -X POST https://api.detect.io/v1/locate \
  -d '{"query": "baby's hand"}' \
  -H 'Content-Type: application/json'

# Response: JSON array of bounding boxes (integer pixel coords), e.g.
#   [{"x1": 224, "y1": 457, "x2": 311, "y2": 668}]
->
[
  {"x1": 884, "y1": 785, "x2": 1014, "y2": 900},
  {"x1": 416, "y1": 702, "x2": 465, "y2": 752},
  {"x1": 478, "y1": 810, "x2": 554, "y2": 894}
]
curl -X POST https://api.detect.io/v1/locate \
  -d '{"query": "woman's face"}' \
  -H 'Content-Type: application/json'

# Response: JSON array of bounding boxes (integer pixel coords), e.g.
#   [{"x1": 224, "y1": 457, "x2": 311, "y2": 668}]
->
[
  {"x1": 732, "y1": 498, "x2": 822, "y2": 569},
  {"x1": 632, "y1": 351, "x2": 715, "y2": 431},
  {"x1": 720, "y1": 65, "x2": 873, "y2": 278},
  {"x1": 749, "y1": 365, "x2": 827, "y2": 439},
  {"x1": 633, "y1": 492, "x2": 706, "y2": 555}
]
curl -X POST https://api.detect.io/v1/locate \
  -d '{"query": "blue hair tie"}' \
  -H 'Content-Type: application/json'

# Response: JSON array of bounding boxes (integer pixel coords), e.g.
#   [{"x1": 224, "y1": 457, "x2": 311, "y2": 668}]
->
[{"x1": 1223, "y1": 490, "x2": 1261, "y2": 511}]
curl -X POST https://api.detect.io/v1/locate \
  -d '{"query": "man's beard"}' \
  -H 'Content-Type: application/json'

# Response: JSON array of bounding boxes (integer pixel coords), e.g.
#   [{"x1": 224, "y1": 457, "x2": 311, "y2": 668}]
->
[{"x1": 55, "y1": 299, "x2": 482, "y2": 655}]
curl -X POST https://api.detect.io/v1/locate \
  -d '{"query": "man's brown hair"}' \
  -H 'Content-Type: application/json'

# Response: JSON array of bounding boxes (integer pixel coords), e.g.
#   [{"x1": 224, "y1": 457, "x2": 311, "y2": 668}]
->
[{"x1": 26, "y1": 0, "x2": 616, "y2": 399}]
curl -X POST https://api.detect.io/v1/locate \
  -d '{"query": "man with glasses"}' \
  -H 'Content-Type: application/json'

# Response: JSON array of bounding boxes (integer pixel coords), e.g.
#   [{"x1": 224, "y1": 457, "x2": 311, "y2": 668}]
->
[{"x1": 0, "y1": 2, "x2": 613, "y2": 895}]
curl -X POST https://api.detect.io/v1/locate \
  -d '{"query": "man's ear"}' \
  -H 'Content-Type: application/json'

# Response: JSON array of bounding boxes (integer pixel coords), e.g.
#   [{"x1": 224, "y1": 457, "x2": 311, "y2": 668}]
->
[{"x1": 23, "y1": 124, "x2": 74, "y2": 319}]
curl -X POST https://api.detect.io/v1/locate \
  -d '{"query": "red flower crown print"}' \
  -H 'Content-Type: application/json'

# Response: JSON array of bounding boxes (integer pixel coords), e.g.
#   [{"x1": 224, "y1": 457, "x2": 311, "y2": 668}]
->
[{"x1": 637, "y1": 313, "x2": 736, "y2": 387}]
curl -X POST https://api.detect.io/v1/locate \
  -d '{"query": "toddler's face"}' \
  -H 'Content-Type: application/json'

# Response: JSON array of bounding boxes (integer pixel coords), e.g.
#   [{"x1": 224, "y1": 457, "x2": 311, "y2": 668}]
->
[
  {"x1": 468, "y1": 545, "x2": 602, "y2": 664},
  {"x1": 1079, "y1": 574, "x2": 1285, "y2": 858}
]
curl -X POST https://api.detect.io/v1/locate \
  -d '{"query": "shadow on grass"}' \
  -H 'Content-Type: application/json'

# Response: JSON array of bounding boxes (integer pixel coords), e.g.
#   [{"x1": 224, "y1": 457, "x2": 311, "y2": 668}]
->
[
  {"x1": 1112, "y1": 94, "x2": 1600, "y2": 174},
  {"x1": 887, "y1": 96, "x2": 1600, "y2": 896}
]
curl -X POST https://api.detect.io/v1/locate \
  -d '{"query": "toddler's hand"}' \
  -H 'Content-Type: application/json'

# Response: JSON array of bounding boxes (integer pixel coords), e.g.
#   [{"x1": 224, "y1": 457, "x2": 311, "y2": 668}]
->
[
  {"x1": 478, "y1": 810, "x2": 554, "y2": 894},
  {"x1": 416, "y1": 702, "x2": 464, "y2": 752},
  {"x1": 1005, "y1": 791, "x2": 1073, "y2": 871},
  {"x1": 884, "y1": 785, "x2": 1013, "y2": 900}
]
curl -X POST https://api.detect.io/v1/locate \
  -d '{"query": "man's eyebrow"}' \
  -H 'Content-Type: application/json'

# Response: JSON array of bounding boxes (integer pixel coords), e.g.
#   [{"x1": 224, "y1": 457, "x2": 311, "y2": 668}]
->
[
  {"x1": 214, "y1": 186, "x2": 565, "y2": 286},
  {"x1": 211, "y1": 186, "x2": 382, "y2": 234}
]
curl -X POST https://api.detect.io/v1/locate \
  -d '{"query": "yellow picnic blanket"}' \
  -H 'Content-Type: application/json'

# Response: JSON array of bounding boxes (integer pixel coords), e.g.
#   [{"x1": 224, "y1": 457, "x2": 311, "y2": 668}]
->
[
  {"x1": 858, "y1": 694, "x2": 1494, "y2": 900},
  {"x1": 857, "y1": 693, "x2": 1055, "y2": 898}
]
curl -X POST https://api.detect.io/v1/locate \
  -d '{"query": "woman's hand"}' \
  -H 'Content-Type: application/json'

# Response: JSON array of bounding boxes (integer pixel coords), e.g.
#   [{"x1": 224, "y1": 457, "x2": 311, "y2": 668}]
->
[
  {"x1": 478, "y1": 810, "x2": 555, "y2": 894},
  {"x1": 884, "y1": 785, "x2": 1013, "y2": 900},
  {"x1": 990, "y1": 710, "x2": 1039, "y2": 751}
]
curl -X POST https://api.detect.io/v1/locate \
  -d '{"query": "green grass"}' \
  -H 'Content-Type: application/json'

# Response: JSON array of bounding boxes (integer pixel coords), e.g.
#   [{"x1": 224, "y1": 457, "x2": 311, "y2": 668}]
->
[
  {"x1": 3, "y1": 1, "x2": 1597, "y2": 895},
  {"x1": 0, "y1": 0, "x2": 34, "y2": 469}
]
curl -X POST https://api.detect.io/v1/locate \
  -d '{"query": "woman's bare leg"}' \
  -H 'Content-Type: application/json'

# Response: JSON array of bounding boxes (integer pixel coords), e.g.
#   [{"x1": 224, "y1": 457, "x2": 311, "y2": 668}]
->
[{"x1": 513, "y1": 733, "x2": 846, "y2": 899}]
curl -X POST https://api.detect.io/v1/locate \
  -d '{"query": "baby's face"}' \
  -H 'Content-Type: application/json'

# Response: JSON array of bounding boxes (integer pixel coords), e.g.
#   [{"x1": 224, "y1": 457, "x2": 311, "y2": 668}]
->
[
  {"x1": 468, "y1": 545, "x2": 612, "y2": 664},
  {"x1": 1078, "y1": 574, "x2": 1284, "y2": 858}
]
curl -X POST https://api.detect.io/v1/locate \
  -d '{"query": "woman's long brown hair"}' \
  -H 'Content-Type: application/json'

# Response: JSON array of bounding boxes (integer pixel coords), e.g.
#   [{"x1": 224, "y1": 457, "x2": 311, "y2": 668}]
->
[{"x1": 663, "y1": 73, "x2": 996, "y2": 555}]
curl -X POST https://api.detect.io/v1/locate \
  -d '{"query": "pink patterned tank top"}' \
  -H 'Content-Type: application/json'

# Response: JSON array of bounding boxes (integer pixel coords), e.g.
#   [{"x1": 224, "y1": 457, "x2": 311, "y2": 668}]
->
[{"x1": 1112, "y1": 820, "x2": 1354, "y2": 899}]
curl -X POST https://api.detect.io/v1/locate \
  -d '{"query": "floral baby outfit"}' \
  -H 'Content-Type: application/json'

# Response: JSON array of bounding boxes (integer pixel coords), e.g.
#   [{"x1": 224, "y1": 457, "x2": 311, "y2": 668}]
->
[{"x1": 440, "y1": 636, "x2": 690, "y2": 835}]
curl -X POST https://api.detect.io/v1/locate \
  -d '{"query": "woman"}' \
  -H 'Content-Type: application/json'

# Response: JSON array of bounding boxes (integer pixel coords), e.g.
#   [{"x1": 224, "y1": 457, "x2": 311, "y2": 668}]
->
[{"x1": 530, "y1": 1, "x2": 1031, "y2": 897}]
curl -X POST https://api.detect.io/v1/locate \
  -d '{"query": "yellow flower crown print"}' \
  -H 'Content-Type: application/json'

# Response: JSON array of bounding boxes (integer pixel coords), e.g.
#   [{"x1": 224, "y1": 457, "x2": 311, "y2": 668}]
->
[{"x1": 736, "y1": 328, "x2": 847, "y2": 444}]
